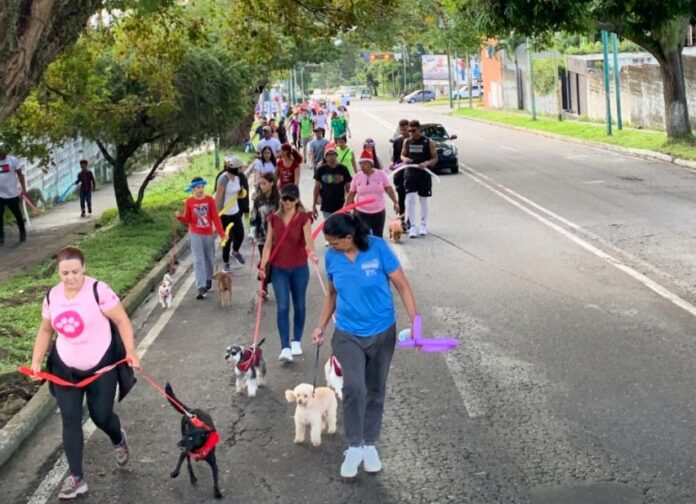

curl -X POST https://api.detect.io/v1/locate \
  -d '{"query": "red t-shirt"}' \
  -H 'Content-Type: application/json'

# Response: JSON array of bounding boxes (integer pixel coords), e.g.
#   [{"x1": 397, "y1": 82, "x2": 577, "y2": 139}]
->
[
  {"x1": 177, "y1": 195, "x2": 225, "y2": 238},
  {"x1": 276, "y1": 156, "x2": 302, "y2": 189},
  {"x1": 268, "y1": 212, "x2": 313, "y2": 269}
]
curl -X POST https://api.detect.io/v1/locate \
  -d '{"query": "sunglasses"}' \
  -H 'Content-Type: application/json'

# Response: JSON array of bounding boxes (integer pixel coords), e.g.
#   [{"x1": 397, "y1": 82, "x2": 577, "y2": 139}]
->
[
  {"x1": 281, "y1": 196, "x2": 297, "y2": 202},
  {"x1": 408, "y1": 128, "x2": 418, "y2": 132}
]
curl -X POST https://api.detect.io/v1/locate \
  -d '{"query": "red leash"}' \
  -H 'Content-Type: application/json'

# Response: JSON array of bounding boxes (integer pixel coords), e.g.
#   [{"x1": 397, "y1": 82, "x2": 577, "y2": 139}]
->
[{"x1": 310, "y1": 198, "x2": 375, "y2": 240}]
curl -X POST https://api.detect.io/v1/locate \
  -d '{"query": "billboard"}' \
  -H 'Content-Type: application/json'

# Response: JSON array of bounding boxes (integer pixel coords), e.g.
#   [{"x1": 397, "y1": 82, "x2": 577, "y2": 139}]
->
[
  {"x1": 421, "y1": 55, "x2": 450, "y2": 80},
  {"x1": 422, "y1": 54, "x2": 482, "y2": 85}
]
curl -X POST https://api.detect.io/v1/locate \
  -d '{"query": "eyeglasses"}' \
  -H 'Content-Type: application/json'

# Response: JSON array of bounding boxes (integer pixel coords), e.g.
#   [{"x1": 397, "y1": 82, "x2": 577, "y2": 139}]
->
[{"x1": 281, "y1": 196, "x2": 297, "y2": 202}]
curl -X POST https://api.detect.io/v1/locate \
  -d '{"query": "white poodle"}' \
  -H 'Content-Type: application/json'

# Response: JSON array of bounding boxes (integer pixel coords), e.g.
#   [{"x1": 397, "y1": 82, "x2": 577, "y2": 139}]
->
[{"x1": 284, "y1": 383, "x2": 337, "y2": 447}]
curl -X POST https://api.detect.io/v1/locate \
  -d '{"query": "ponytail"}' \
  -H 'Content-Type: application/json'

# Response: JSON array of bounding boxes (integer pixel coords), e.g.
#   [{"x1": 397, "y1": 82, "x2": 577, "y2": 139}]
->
[{"x1": 323, "y1": 212, "x2": 370, "y2": 251}]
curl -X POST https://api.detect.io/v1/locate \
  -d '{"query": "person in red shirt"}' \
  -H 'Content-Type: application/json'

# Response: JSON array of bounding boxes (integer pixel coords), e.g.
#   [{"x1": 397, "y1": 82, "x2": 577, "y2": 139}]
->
[
  {"x1": 175, "y1": 177, "x2": 226, "y2": 299},
  {"x1": 259, "y1": 184, "x2": 318, "y2": 361},
  {"x1": 276, "y1": 143, "x2": 302, "y2": 190}
]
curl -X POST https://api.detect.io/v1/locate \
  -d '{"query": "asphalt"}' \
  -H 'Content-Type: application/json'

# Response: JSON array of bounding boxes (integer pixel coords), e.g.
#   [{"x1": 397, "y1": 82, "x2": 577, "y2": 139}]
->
[{"x1": 2, "y1": 100, "x2": 696, "y2": 503}]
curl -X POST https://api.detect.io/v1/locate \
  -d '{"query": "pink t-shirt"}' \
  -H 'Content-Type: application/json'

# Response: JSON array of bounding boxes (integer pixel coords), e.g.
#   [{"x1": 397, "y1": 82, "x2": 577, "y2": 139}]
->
[
  {"x1": 349, "y1": 169, "x2": 391, "y2": 214},
  {"x1": 42, "y1": 276, "x2": 120, "y2": 371}
]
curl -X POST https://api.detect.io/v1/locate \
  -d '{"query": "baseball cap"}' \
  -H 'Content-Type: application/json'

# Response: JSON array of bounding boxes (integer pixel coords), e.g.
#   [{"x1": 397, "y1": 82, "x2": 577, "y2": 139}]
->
[
  {"x1": 225, "y1": 155, "x2": 245, "y2": 168},
  {"x1": 324, "y1": 143, "x2": 338, "y2": 155}
]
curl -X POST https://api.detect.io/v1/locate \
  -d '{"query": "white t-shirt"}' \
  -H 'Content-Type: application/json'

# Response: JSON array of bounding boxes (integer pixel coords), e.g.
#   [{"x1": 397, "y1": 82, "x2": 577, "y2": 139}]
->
[
  {"x1": 0, "y1": 156, "x2": 22, "y2": 199},
  {"x1": 218, "y1": 174, "x2": 241, "y2": 216},
  {"x1": 253, "y1": 159, "x2": 276, "y2": 177},
  {"x1": 313, "y1": 114, "x2": 327, "y2": 130},
  {"x1": 257, "y1": 137, "x2": 281, "y2": 156}
]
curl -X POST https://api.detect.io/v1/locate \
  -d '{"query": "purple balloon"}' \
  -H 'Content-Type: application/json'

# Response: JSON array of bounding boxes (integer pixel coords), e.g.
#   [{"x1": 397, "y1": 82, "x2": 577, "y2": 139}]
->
[{"x1": 397, "y1": 314, "x2": 459, "y2": 352}]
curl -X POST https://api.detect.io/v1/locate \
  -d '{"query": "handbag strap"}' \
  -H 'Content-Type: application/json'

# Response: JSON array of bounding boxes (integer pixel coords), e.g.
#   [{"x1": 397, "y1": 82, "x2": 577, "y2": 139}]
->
[{"x1": 267, "y1": 212, "x2": 300, "y2": 265}]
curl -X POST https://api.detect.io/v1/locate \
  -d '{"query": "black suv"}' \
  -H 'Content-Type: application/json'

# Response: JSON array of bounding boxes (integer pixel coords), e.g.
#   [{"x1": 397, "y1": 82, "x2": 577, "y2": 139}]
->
[{"x1": 392, "y1": 123, "x2": 459, "y2": 174}]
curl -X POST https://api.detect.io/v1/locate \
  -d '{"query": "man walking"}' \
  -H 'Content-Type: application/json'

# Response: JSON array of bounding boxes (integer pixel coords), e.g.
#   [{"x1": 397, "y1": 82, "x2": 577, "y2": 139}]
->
[
  {"x1": 300, "y1": 110, "x2": 314, "y2": 161},
  {"x1": 75, "y1": 159, "x2": 96, "y2": 217},
  {"x1": 256, "y1": 126, "x2": 282, "y2": 157},
  {"x1": 400, "y1": 120, "x2": 437, "y2": 239},
  {"x1": 0, "y1": 144, "x2": 28, "y2": 245},
  {"x1": 309, "y1": 127, "x2": 329, "y2": 173},
  {"x1": 391, "y1": 119, "x2": 409, "y2": 229}
]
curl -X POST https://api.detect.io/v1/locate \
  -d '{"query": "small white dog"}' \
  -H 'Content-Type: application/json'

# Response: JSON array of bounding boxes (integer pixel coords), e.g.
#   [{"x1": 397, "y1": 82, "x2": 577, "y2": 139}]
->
[
  {"x1": 284, "y1": 383, "x2": 337, "y2": 447},
  {"x1": 158, "y1": 273, "x2": 173, "y2": 308},
  {"x1": 324, "y1": 355, "x2": 343, "y2": 400},
  {"x1": 224, "y1": 339, "x2": 266, "y2": 398}
]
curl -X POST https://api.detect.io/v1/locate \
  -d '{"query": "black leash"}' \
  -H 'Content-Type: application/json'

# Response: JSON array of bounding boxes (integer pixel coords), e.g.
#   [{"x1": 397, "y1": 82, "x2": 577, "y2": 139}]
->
[{"x1": 312, "y1": 345, "x2": 321, "y2": 395}]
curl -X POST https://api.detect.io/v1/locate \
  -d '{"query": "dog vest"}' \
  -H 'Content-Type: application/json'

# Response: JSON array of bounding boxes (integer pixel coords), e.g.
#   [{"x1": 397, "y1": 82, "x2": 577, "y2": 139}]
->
[
  {"x1": 330, "y1": 355, "x2": 343, "y2": 377},
  {"x1": 236, "y1": 347, "x2": 262, "y2": 373},
  {"x1": 190, "y1": 431, "x2": 220, "y2": 461}
]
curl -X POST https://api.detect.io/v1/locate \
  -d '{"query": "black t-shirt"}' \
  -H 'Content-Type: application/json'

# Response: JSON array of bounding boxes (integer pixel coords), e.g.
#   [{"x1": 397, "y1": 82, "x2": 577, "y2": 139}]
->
[
  {"x1": 405, "y1": 135, "x2": 432, "y2": 165},
  {"x1": 314, "y1": 163, "x2": 352, "y2": 213},
  {"x1": 254, "y1": 125, "x2": 265, "y2": 138},
  {"x1": 392, "y1": 136, "x2": 406, "y2": 164}
]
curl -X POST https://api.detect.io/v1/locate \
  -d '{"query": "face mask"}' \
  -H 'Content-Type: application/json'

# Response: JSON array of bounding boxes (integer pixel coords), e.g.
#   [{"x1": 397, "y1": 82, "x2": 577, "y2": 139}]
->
[{"x1": 227, "y1": 167, "x2": 240, "y2": 175}]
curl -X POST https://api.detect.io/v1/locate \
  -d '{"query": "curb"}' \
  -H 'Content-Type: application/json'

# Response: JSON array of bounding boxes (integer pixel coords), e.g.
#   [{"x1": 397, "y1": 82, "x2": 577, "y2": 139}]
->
[
  {"x1": 448, "y1": 112, "x2": 696, "y2": 174},
  {"x1": 0, "y1": 235, "x2": 191, "y2": 470}
]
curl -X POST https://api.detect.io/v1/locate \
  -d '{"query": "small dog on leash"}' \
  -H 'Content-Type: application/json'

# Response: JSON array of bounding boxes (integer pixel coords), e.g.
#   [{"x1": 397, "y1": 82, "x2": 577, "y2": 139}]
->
[
  {"x1": 389, "y1": 217, "x2": 403, "y2": 243},
  {"x1": 324, "y1": 355, "x2": 343, "y2": 400},
  {"x1": 165, "y1": 382, "x2": 223, "y2": 499},
  {"x1": 285, "y1": 383, "x2": 337, "y2": 447},
  {"x1": 158, "y1": 273, "x2": 174, "y2": 308},
  {"x1": 211, "y1": 271, "x2": 232, "y2": 307},
  {"x1": 224, "y1": 339, "x2": 266, "y2": 397}
]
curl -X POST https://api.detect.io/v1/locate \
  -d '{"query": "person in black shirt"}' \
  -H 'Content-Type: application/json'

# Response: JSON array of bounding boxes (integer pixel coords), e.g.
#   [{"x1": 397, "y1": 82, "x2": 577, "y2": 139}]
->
[
  {"x1": 312, "y1": 144, "x2": 352, "y2": 220},
  {"x1": 391, "y1": 119, "x2": 410, "y2": 228},
  {"x1": 75, "y1": 159, "x2": 96, "y2": 217},
  {"x1": 401, "y1": 120, "x2": 438, "y2": 238}
]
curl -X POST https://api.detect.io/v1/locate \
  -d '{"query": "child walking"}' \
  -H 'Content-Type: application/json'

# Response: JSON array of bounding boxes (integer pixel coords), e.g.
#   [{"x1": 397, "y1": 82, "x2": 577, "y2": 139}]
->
[
  {"x1": 75, "y1": 159, "x2": 96, "y2": 217},
  {"x1": 250, "y1": 172, "x2": 280, "y2": 299},
  {"x1": 175, "y1": 177, "x2": 226, "y2": 299}
]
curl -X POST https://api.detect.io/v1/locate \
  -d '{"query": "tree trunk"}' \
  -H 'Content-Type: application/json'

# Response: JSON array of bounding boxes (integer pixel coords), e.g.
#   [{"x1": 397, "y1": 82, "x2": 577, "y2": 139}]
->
[
  {"x1": 112, "y1": 155, "x2": 139, "y2": 221},
  {"x1": 656, "y1": 48, "x2": 691, "y2": 138},
  {"x1": 222, "y1": 109, "x2": 255, "y2": 147}
]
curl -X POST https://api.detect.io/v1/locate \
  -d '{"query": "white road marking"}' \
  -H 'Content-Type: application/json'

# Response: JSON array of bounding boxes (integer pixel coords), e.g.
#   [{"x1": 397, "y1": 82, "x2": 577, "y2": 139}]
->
[
  {"x1": 360, "y1": 110, "x2": 398, "y2": 131},
  {"x1": 391, "y1": 242, "x2": 412, "y2": 270},
  {"x1": 462, "y1": 163, "x2": 696, "y2": 319},
  {"x1": 444, "y1": 353, "x2": 486, "y2": 418},
  {"x1": 500, "y1": 145, "x2": 518, "y2": 152},
  {"x1": 584, "y1": 180, "x2": 606, "y2": 184},
  {"x1": 27, "y1": 273, "x2": 196, "y2": 504}
]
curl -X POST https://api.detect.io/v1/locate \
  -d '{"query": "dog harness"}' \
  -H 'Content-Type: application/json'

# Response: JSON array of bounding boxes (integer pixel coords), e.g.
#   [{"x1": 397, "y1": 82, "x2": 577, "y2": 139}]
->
[
  {"x1": 236, "y1": 347, "x2": 262, "y2": 373},
  {"x1": 190, "y1": 430, "x2": 220, "y2": 461},
  {"x1": 330, "y1": 355, "x2": 343, "y2": 377}
]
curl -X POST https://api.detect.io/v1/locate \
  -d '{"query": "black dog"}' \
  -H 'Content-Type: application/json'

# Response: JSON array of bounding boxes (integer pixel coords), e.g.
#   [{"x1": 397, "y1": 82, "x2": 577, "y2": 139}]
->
[{"x1": 165, "y1": 382, "x2": 223, "y2": 499}]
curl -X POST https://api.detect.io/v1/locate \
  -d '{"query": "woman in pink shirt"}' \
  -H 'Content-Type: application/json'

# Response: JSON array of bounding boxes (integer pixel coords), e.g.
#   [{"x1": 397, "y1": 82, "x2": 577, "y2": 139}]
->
[
  {"x1": 29, "y1": 246, "x2": 140, "y2": 499},
  {"x1": 346, "y1": 149, "x2": 399, "y2": 238}
]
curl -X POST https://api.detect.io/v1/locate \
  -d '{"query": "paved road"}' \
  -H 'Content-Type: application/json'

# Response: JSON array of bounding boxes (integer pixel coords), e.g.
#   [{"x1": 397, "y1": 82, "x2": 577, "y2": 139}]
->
[{"x1": 2, "y1": 100, "x2": 696, "y2": 503}]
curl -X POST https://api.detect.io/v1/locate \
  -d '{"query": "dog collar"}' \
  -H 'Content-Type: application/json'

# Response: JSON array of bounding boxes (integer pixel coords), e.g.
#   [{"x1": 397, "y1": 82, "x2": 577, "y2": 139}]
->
[{"x1": 190, "y1": 431, "x2": 220, "y2": 461}]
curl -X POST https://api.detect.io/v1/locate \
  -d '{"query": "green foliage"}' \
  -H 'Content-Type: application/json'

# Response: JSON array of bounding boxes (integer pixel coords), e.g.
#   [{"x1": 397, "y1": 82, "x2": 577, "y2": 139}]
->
[{"x1": 532, "y1": 58, "x2": 562, "y2": 95}]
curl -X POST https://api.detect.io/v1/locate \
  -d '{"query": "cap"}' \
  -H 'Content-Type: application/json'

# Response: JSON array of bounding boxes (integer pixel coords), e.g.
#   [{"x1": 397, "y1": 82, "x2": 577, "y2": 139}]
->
[
  {"x1": 280, "y1": 184, "x2": 300, "y2": 199},
  {"x1": 262, "y1": 125, "x2": 272, "y2": 132},
  {"x1": 359, "y1": 149, "x2": 374, "y2": 165},
  {"x1": 324, "y1": 143, "x2": 338, "y2": 154},
  {"x1": 224, "y1": 155, "x2": 245, "y2": 168}
]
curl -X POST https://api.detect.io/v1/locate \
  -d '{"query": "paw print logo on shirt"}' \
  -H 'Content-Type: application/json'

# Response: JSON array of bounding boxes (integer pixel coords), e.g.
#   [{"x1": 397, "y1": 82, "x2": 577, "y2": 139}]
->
[{"x1": 53, "y1": 310, "x2": 85, "y2": 339}]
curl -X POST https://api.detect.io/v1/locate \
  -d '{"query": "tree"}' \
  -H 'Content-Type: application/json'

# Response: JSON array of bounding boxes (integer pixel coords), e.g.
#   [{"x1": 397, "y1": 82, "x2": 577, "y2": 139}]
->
[
  {"x1": 0, "y1": 0, "x2": 170, "y2": 123},
  {"x1": 470, "y1": 0, "x2": 696, "y2": 138},
  {"x1": 4, "y1": 7, "x2": 248, "y2": 221},
  {"x1": 495, "y1": 33, "x2": 527, "y2": 110}
]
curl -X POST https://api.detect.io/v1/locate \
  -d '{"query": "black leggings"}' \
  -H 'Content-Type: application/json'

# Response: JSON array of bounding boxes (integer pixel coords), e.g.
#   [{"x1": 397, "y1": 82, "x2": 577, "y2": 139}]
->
[
  {"x1": 0, "y1": 196, "x2": 26, "y2": 239},
  {"x1": 221, "y1": 212, "x2": 244, "y2": 262},
  {"x1": 54, "y1": 369, "x2": 122, "y2": 477},
  {"x1": 357, "y1": 210, "x2": 386, "y2": 238}
]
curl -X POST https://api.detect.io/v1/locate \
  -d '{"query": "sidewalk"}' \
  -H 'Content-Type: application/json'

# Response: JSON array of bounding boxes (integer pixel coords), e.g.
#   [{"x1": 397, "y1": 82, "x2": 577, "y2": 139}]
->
[{"x1": 0, "y1": 146, "x2": 210, "y2": 283}]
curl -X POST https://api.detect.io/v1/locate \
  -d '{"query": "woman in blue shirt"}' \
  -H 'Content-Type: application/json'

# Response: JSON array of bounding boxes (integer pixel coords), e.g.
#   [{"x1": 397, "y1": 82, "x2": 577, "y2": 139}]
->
[{"x1": 312, "y1": 213, "x2": 417, "y2": 479}]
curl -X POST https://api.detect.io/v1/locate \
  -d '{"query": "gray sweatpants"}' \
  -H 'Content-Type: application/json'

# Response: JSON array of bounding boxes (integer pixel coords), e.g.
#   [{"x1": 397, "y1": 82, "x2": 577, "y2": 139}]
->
[
  {"x1": 332, "y1": 324, "x2": 396, "y2": 447},
  {"x1": 190, "y1": 233, "x2": 215, "y2": 290}
]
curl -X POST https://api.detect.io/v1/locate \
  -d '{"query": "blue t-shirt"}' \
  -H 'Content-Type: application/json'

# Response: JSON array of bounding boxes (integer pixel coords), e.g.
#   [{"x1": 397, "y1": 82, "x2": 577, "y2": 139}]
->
[{"x1": 325, "y1": 236, "x2": 401, "y2": 337}]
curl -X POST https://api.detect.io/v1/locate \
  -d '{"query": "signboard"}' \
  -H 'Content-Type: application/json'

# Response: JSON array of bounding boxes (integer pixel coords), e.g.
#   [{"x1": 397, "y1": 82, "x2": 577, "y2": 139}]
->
[{"x1": 421, "y1": 55, "x2": 450, "y2": 80}]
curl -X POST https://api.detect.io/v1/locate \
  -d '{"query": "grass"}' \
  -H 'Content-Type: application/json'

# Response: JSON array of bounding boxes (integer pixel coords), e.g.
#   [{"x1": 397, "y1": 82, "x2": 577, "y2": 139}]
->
[
  {"x1": 451, "y1": 108, "x2": 696, "y2": 162},
  {"x1": 0, "y1": 148, "x2": 251, "y2": 374}
]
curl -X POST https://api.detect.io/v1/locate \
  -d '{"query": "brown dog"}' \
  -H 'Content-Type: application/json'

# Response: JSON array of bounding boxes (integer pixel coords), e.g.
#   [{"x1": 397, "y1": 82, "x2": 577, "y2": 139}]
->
[
  {"x1": 388, "y1": 218, "x2": 403, "y2": 243},
  {"x1": 211, "y1": 271, "x2": 232, "y2": 307}
]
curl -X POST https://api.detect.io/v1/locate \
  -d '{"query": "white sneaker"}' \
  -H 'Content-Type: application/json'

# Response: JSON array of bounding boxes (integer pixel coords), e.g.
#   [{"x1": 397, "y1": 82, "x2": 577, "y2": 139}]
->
[
  {"x1": 340, "y1": 446, "x2": 364, "y2": 478},
  {"x1": 291, "y1": 341, "x2": 303, "y2": 356},
  {"x1": 363, "y1": 445, "x2": 382, "y2": 473},
  {"x1": 408, "y1": 226, "x2": 418, "y2": 239},
  {"x1": 278, "y1": 348, "x2": 293, "y2": 362},
  {"x1": 419, "y1": 224, "x2": 428, "y2": 236}
]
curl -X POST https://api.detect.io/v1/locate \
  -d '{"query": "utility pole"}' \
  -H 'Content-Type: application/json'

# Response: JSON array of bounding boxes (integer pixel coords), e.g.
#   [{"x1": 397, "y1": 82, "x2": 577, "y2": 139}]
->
[
  {"x1": 611, "y1": 32, "x2": 623, "y2": 130},
  {"x1": 446, "y1": 47, "x2": 454, "y2": 109},
  {"x1": 601, "y1": 30, "x2": 613, "y2": 135},
  {"x1": 526, "y1": 38, "x2": 537, "y2": 120},
  {"x1": 467, "y1": 53, "x2": 474, "y2": 109},
  {"x1": 402, "y1": 44, "x2": 407, "y2": 93}
]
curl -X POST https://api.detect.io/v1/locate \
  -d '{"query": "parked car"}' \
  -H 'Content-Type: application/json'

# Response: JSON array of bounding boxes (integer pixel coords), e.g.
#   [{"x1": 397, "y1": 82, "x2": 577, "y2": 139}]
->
[
  {"x1": 360, "y1": 89, "x2": 372, "y2": 100},
  {"x1": 454, "y1": 84, "x2": 484, "y2": 99},
  {"x1": 392, "y1": 123, "x2": 459, "y2": 174},
  {"x1": 404, "y1": 89, "x2": 436, "y2": 103}
]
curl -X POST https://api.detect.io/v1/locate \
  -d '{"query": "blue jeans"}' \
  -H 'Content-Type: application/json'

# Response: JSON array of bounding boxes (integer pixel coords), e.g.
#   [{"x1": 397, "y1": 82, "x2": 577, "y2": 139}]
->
[{"x1": 271, "y1": 264, "x2": 309, "y2": 349}]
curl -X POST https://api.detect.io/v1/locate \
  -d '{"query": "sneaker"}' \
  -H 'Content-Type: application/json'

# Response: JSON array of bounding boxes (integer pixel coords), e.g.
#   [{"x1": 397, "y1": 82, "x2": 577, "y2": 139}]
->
[
  {"x1": 419, "y1": 224, "x2": 428, "y2": 236},
  {"x1": 19, "y1": 231, "x2": 26, "y2": 242},
  {"x1": 80, "y1": 211, "x2": 86, "y2": 218},
  {"x1": 340, "y1": 446, "x2": 364, "y2": 478},
  {"x1": 363, "y1": 445, "x2": 382, "y2": 473},
  {"x1": 88, "y1": 208, "x2": 92, "y2": 214},
  {"x1": 205, "y1": 280, "x2": 213, "y2": 292},
  {"x1": 58, "y1": 475, "x2": 88, "y2": 500},
  {"x1": 408, "y1": 226, "x2": 418, "y2": 239},
  {"x1": 222, "y1": 262, "x2": 232, "y2": 273},
  {"x1": 231, "y1": 251, "x2": 245, "y2": 265},
  {"x1": 291, "y1": 341, "x2": 303, "y2": 356},
  {"x1": 196, "y1": 289, "x2": 206, "y2": 300},
  {"x1": 115, "y1": 429, "x2": 129, "y2": 467},
  {"x1": 278, "y1": 348, "x2": 293, "y2": 362}
]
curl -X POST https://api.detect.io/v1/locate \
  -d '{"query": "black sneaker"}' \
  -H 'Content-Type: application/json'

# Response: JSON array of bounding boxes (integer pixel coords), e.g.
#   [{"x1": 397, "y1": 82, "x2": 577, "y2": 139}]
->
[
  {"x1": 81, "y1": 211, "x2": 86, "y2": 218},
  {"x1": 196, "y1": 289, "x2": 206, "y2": 300},
  {"x1": 205, "y1": 280, "x2": 213, "y2": 292},
  {"x1": 231, "y1": 251, "x2": 245, "y2": 265}
]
